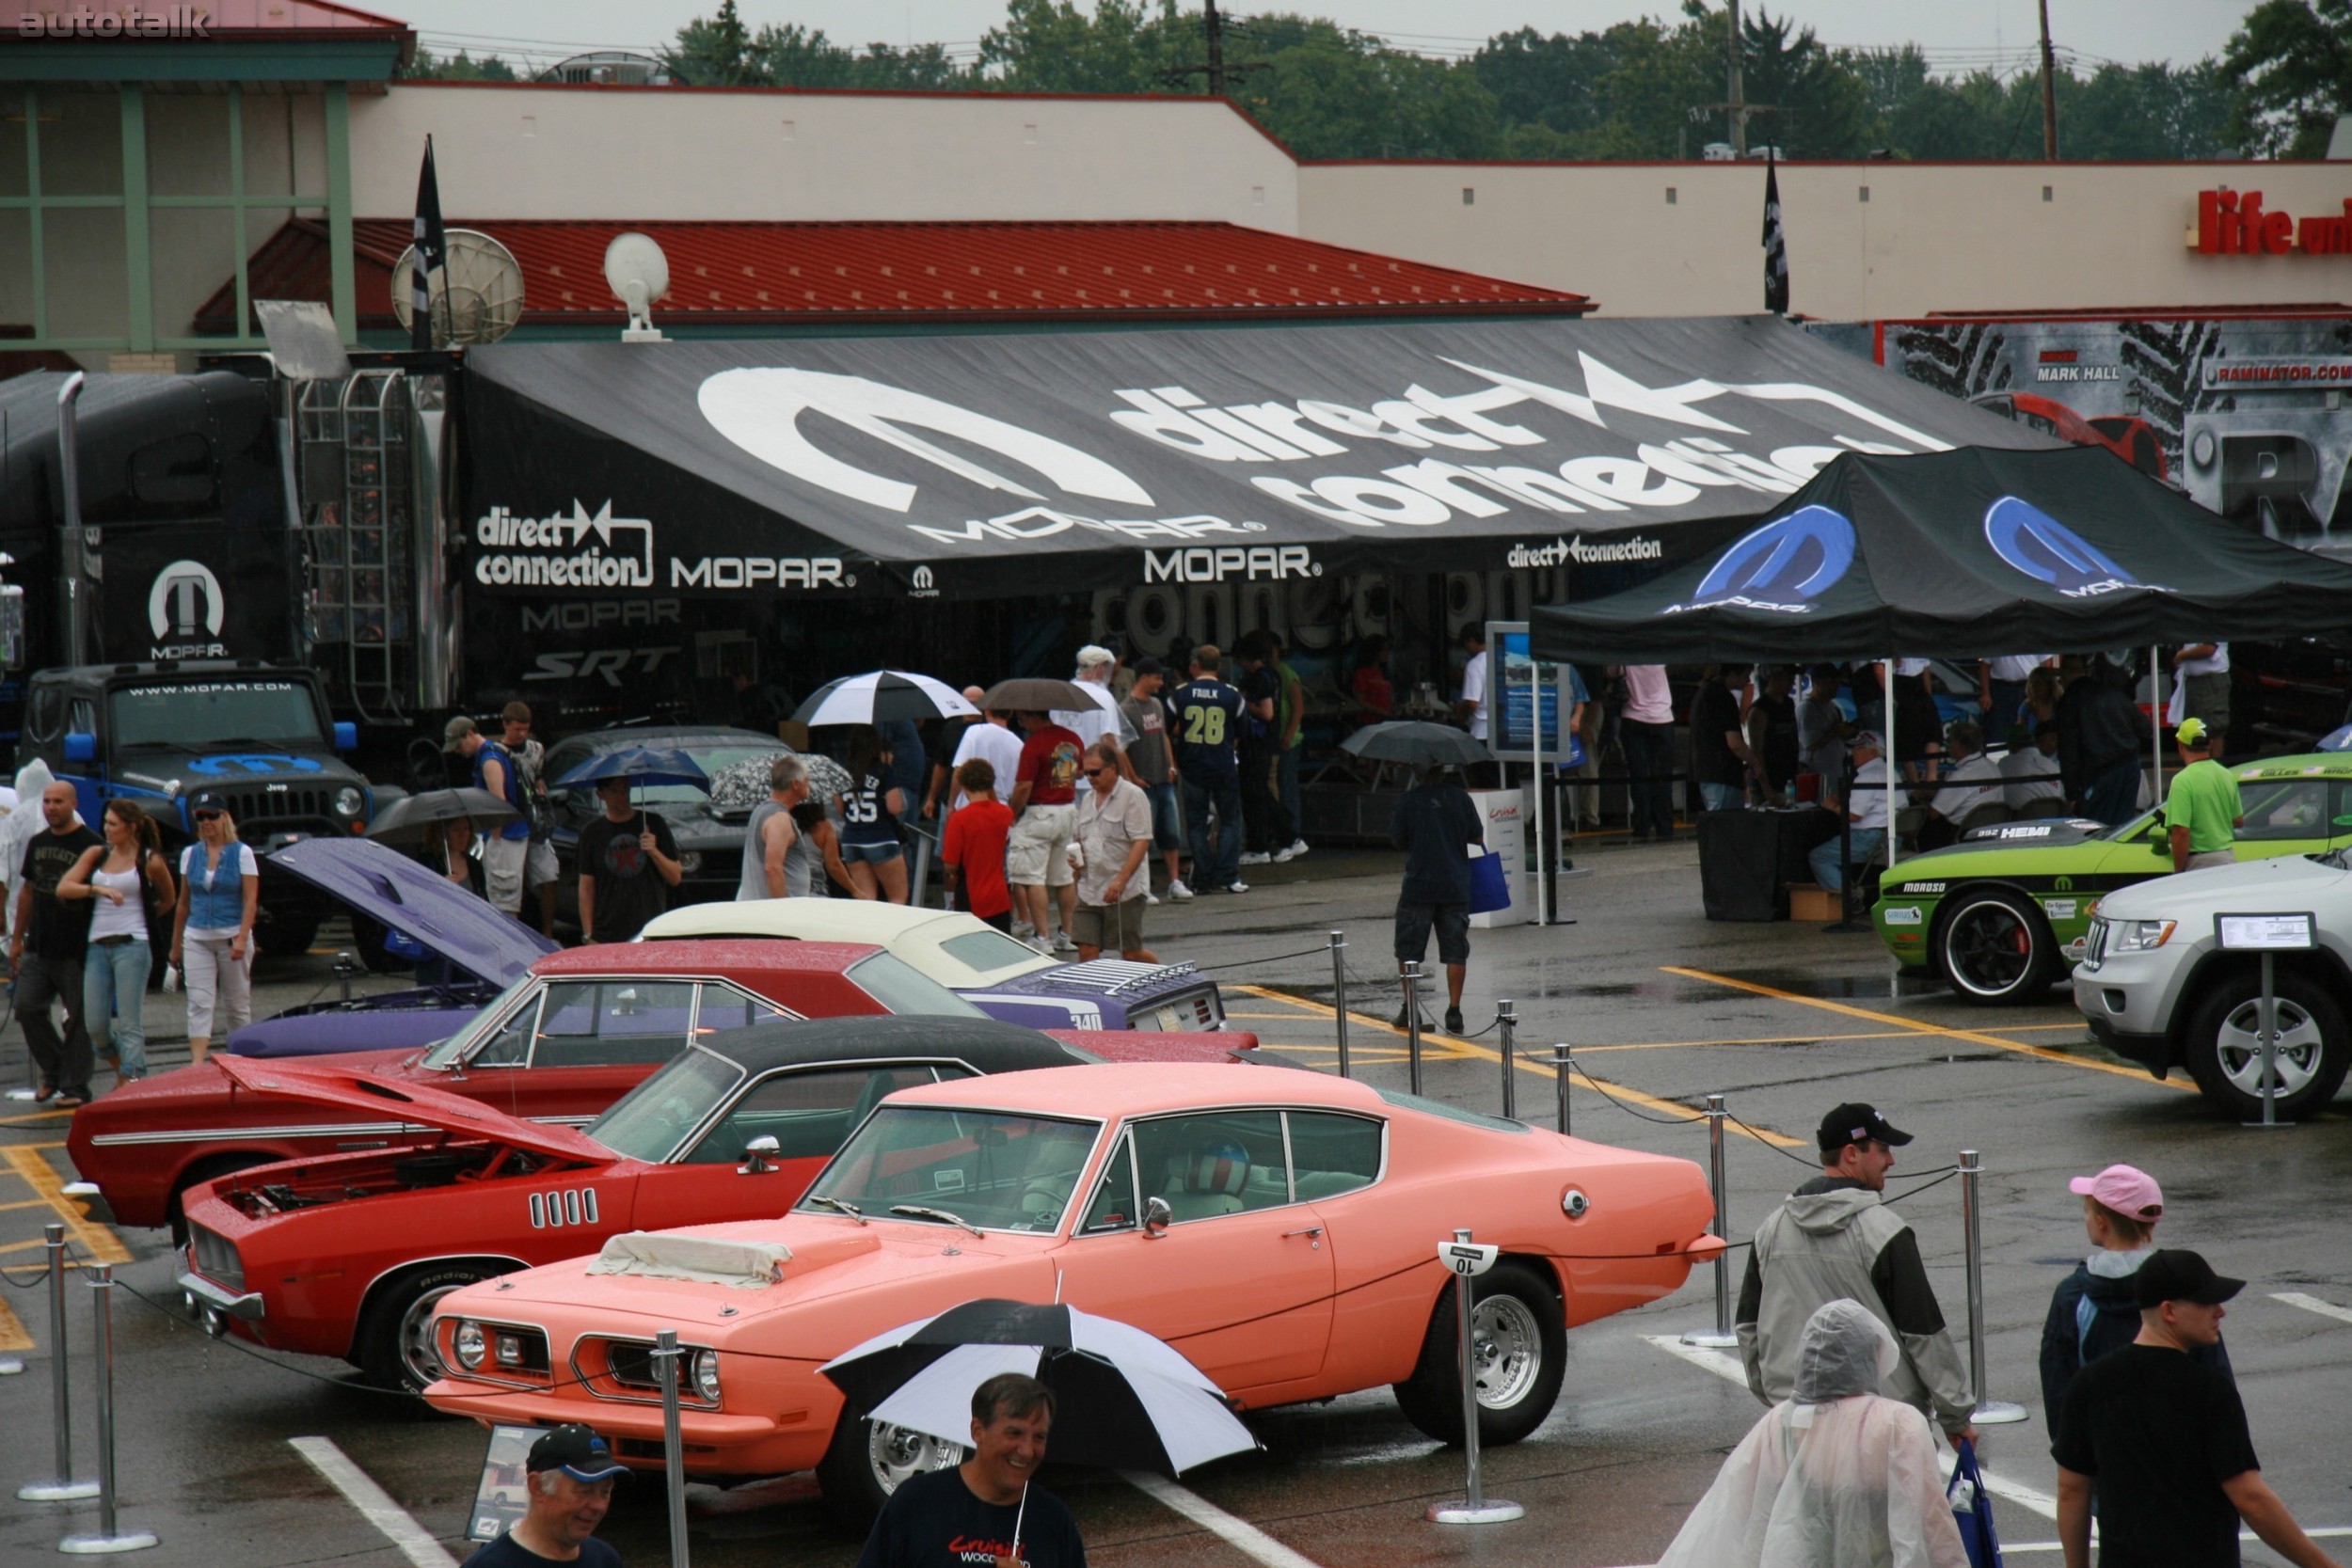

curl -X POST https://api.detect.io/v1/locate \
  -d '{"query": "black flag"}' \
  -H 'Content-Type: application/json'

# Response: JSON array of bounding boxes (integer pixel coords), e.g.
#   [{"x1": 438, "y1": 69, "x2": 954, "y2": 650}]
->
[
  {"x1": 1761, "y1": 150, "x2": 1788, "y2": 314},
  {"x1": 410, "y1": 135, "x2": 446, "y2": 350}
]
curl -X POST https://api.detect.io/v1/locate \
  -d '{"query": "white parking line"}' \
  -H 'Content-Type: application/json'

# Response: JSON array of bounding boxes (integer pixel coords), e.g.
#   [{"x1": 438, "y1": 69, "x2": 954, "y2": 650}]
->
[
  {"x1": 1641, "y1": 1335, "x2": 2061, "y2": 1520},
  {"x1": 1121, "y1": 1469, "x2": 1328, "y2": 1568},
  {"x1": 290, "y1": 1435, "x2": 458, "y2": 1568},
  {"x1": 2273, "y1": 1291, "x2": 2352, "y2": 1325}
]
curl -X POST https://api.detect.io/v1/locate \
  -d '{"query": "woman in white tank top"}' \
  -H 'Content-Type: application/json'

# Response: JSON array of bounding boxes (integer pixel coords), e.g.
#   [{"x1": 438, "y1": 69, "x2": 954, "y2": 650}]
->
[{"x1": 56, "y1": 800, "x2": 175, "y2": 1084}]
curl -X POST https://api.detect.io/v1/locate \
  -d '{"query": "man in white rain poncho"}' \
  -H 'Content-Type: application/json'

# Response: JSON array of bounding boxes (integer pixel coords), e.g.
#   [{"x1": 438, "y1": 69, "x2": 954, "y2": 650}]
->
[{"x1": 1658, "y1": 1299, "x2": 1970, "y2": 1568}]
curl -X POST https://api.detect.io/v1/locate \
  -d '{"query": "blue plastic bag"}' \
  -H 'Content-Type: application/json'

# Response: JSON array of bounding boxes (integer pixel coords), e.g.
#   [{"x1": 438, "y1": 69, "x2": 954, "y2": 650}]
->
[
  {"x1": 382, "y1": 926, "x2": 432, "y2": 962},
  {"x1": 1947, "y1": 1438, "x2": 2003, "y2": 1568},
  {"x1": 1466, "y1": 847, "x2": 1511, "y2": 915}
]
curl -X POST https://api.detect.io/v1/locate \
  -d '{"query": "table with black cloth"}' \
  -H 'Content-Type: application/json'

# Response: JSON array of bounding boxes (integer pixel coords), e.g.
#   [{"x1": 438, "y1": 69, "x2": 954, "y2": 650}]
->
[{"x1": 1696, "y1": 806, "x2": 1843, "y2": 921}]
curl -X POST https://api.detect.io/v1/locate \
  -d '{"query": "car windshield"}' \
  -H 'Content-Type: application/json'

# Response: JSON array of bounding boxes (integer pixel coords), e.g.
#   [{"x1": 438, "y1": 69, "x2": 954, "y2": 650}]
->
[
  {"x1": 108, "y1": 679, "x2": 326, "y2": 750},
  {"x1": 934, "y1": 927, "x2": 1052, "y2": 981},
  {"x1": 848, "y1": 953, "x2": 987, "y2": 1019},
  {"x1": 420, "y1": 974, "x2": 536, "y2": 1069},
  {"x1": 800, "y1": 1106, "x2": 1102, "y2": 1233},
  {"x1": 2093, "y1": 808, "x2": 2163, "y2": 843},
  {"x1": 587, "y1": 1048, "x2": 745, "y2": 1164}
]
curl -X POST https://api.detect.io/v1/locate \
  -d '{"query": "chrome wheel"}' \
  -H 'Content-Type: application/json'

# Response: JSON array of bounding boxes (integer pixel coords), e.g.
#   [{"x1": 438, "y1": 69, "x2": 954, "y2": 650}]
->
[
  {"x1": 395, "y1": 1284, "x2": 469, "y2": 1389},
  {"x1": 1470, "y1": 1292, "x2": 1542, "y2": 1410},
  {"x1": 867, "y1": 1421, "x2": 964, "y2": 1495},
  {"x1": 2214, "y1": 997, "x2": 2325, "y2": 1097}
]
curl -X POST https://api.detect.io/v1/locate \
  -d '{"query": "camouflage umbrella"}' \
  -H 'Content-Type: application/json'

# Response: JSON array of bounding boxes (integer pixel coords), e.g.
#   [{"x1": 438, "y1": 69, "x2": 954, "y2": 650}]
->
[{"x1": 706, "y1": 751, "x2": 854, "y2": 819}]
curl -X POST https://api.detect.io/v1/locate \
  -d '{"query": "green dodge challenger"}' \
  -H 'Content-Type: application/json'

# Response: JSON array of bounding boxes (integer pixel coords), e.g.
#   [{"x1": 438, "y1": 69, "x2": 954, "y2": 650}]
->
[{"x1": 1872, "y1": 752, "x2": 2352, "y2": 1004}]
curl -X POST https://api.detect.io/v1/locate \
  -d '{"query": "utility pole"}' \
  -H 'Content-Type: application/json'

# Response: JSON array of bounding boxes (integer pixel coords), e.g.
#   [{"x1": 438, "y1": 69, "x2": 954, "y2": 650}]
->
[
  {"x1": 1726, "y1": 0, "x2": 1746, "y2": 157},
  {"x1": 2037, "y1": 0, "x2": 2059, "y2": 160},
  {"x1": 1205, "y1": 0, "x2": 1225, "y2": 96},
  {"x1": 1160, "y1": 1, "x2": 1264, "y2": 98}
]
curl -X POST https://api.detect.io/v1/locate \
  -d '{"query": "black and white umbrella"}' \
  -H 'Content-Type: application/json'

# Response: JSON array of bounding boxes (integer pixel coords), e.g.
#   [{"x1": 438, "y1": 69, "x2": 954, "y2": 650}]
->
[
  {"x1": 793, "y1": 670, "x2": 978, "y2": 728},
  {"x1": 820, "y1": 1298, "x2": 1257, "y2": 1478}
]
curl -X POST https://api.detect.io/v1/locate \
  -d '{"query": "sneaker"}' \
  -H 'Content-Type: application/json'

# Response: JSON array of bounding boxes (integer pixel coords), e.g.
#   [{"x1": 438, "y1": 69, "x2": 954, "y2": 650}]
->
[
  {"x1": 1168, "y1": 879, "x2": 1196, "y2": 901},
  {"x1": 1220, "y1": 880, "x2": 1250, "y2": 894},
  {"x1": 1273, "y1": 844, "x2": 1301, "y2": 863},
  {"x1": 1052, "y1": 930, "x2": 1078, "y2": 954},
  {"x1": 1144, "y1": 890, "x2": 1161, "y2": 905},
  {"x1": 1285, "y1": 838, "x2": 1311, "y2": 858},
  {"x1": 1011, "y1": 920, "x2": 1036, "y2": 940},
  {"x1": 1444, "y1": 1006, "x2": 1466, "y2": 1034},
  {"x1": 1391, "y1": 1005, "x2": 1434, "y2": 1030},
  {"x1": 1238, "y1": 851, "x2": 1271, "y2": 866}
]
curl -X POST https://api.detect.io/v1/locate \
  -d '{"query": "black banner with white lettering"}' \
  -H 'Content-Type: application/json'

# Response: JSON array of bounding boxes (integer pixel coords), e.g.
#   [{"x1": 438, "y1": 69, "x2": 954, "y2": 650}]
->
[{"x1": 457, "y1": 316, "x2": 2045, "y2": 605}]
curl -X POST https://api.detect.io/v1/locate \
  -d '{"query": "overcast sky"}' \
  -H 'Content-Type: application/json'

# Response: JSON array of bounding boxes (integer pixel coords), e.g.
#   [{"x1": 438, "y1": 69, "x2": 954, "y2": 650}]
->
[{"x1": 383, "y1": 2, "x2": 2260, "y2": 78}]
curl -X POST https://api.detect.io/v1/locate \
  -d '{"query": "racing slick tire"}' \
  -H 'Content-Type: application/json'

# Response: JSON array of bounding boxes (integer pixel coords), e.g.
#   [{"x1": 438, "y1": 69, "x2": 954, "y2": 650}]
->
[
  {"x1": 1934, "y1": 887, "x2": 2058, "y2": 1005},
  {"x1": 358, "y1": 1261, "x2": 503, "y2": 1396},
  {"x1": 818, "y1": 1410, "x2": 967, "y2": 1533},
  {"x1": 2184, "y1": 972, "x2": 2350, "y2": 1121},
  {"x1": 1391, "y1": 1260, "x2": 1565, "y2": 1448}
]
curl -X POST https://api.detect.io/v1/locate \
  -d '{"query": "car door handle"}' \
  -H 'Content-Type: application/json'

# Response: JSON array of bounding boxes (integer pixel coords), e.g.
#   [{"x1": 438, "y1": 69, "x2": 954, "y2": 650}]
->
[{"x1": 1282, "y1": 1226, "x2": 1324, "y2": 1248}]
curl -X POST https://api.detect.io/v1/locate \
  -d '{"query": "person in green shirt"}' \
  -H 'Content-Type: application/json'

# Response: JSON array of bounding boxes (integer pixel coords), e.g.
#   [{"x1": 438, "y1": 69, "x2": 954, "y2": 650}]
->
[{"x1": 2165, "y1": 718, "x2": 2243, "y2": 873}]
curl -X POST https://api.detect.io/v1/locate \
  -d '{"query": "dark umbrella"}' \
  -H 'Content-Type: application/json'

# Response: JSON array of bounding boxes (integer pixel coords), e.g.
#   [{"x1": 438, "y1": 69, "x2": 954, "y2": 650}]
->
[
  {"x1": 794, "y1": 670, "x2": 979, "y2": 728},
  {"x1": 979, "y1": 677, "x2": 1093, "y2": 713},
  {"x1": 821, "y1": 1299, "x2": 1256, "y2": 1480},
  {"x1": 363, "y1": 786, "x2": 518, "y2": 844},
  {"x1": 1341, "y1": 721, "x2": 1490, "y2": 769},
  {"x1": 551, "y1": 746, "x2": 709, "y2": 791}
]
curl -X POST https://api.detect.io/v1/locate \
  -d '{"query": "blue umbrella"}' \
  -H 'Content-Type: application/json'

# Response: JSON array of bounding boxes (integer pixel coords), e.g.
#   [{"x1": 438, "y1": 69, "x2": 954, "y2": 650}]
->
[{"x1": 552, "y1": 746, "x2": 710, "y2": 803}]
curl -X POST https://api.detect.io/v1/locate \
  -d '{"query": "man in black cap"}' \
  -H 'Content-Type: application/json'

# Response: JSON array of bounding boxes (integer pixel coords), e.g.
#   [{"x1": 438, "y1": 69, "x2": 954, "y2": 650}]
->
[
  {"x1": 463, "y1": 1423, "x2": 626, "y2": 1568},
  {"x1": 1735, "y1": 1101, "x2": 1977, "y2": 1444},
  {"x1": 2055, "y1": 1251, "x2": 2341, "y2": 1568}
]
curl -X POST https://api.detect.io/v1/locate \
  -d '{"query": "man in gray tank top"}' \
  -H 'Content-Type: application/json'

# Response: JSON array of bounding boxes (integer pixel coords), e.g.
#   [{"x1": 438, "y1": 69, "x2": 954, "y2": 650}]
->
[{"x1": 739, "y1": 755, "x2": 813, "y2": 900}]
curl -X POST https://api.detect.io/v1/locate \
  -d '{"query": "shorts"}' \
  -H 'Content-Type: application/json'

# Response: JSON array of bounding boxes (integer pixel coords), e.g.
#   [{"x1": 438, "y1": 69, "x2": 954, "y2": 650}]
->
[
  {"x1": 1006, "y1": 803, "x2": 1075, "y2": 887},
  {"x1": 1072, "y1": 897, "x2": 1148, "y2": 952},
  {"x1": 840, "y1": 839, "x2": 904, "y2": 864},
  {"x1": 482, "y1": 833, "x2": 528, "y2": 914},
  {"x1": 1146, "y1": 782, "x2": 1184, "y2": 853},
  {"x1": 525, "y1": 837, "x2": 560, "y2": 891},
  {"x1": 1394, "y1": 900, "x2": 1470, "y2": 967}
]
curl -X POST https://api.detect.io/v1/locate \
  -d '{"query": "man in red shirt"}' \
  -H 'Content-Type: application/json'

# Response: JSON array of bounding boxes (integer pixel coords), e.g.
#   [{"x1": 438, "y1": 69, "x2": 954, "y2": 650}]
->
[
  {"x1": 941, "y1": 758, "x2": 1016, "y2": 931},
  {"x1": 1008, "y1": 710, "x2": 1085, "y2": 955}
]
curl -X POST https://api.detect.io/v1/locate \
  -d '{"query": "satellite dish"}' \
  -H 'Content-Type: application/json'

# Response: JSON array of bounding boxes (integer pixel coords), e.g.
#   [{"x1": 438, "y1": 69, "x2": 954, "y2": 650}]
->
[
  {"x1": 392, "y1": 229, "x2": 525, "y2": 347},
  {"x1": 539, "y1": 51, "x2": 676, "y2": 86},
  {"x1": 603, "y1": 232, "x2": 671, "y2": 343}
]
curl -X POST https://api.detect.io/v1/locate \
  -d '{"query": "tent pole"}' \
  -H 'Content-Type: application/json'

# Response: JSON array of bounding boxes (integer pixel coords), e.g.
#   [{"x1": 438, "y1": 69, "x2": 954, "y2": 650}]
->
[
  {"x1": 1531, "y1": 640, "x2": 1549, "y2": 927},
  {"x1": 1884, "y1": 657, "x2": 1900, "y2": 870},
  {"x1": 2150, "y1": 645, "x2": 2164, "y2": 808}
]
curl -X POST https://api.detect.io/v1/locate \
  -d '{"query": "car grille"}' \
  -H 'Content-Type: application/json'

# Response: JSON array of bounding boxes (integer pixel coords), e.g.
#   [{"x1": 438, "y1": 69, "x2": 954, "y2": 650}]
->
[
  {"x1": 575, "y1": 1336, "x2": 717, "y2": 1408},
  {"x1": 203, "y1": 783, "x2": 342, "y2": 836},
  {"x1": 188, "y1": 1224, "x2": 243, "y2": 1291},
  {"x1": 2084, "y1": 916, "x2": 2108, "y2": 965}
]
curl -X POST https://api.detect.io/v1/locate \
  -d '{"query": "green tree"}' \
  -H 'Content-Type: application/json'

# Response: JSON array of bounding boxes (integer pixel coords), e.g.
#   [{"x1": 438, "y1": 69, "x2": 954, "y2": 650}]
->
[
  {"x1": 2224, "y1": 0, "x2": 2352, "y2": 157},
  {"x1": 1736, "y1": 10, "x2": 1872, "y2": 157},
  {"x1": 1469, "y1": 24, "x2": 1630, "y2": 141},
  {"x1": 399, "y1": 45, "x2": 517, "y2": 82},
  {"x1": 977, "y1": 0, "x2": 1184, "y2": 94}
]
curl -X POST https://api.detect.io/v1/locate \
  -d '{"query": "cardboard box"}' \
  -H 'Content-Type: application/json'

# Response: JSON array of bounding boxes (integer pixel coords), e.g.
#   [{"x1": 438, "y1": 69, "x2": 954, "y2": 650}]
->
[{"x1": 1787, "y1": 883, "x2": 1841, "y2": 922}]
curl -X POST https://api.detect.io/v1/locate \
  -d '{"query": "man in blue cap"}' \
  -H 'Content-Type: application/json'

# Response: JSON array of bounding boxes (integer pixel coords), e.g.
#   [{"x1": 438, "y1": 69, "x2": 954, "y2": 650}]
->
[{"x1": 464, "y1": 1423, "x2": 626, "y2": 1567}]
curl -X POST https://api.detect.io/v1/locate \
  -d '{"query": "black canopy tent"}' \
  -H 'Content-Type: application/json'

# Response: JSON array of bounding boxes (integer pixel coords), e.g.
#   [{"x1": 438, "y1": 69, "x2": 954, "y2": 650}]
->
[
  {"x1": 1529, "y1": 445, "x2": 2352, "y2": 873},
  {"x1": 456, "y1": 315, "x2": 2047, "y2": 604}
]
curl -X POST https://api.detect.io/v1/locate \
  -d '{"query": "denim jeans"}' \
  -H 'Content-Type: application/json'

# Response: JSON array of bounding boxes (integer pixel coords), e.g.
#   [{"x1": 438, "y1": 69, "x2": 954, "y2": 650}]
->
[
  {"x1": 1278, "y1": 745, "x2": 1304, "y2": 844},
  {"x1": 84, "y1": 938, "x2": 151, "y2": 1079},
  {"x1": 1181, "y1": 777, "x2": 1243, "y2": 890},
  {"x1": 1810, "y1": 827, "x2": 1885, "y2": 891},
  {"x1": 1700, "y1": 781, "x2": 1746, "y2": 813}
]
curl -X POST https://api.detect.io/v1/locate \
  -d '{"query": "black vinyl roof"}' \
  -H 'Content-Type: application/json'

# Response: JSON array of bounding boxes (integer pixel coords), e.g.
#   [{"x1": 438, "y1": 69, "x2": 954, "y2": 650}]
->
[{"x1": 693, "y1": 1013, "x2": 1094, "y2": 1078}]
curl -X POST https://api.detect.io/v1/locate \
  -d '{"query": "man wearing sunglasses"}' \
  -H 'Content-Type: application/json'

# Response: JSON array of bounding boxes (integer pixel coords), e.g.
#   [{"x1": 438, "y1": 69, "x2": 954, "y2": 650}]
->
[
  {"x1": 1736, "y1": 1102, "x2": 1978, "y2": 1447},
  {"x1": 1069, "y1": 741, "x2": 1155, "y2": 962}
]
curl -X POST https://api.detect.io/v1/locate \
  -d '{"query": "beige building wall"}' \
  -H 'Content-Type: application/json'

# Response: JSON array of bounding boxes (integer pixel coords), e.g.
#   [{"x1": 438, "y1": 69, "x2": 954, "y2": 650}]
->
[
  {"x1": 1297, "y1": 160, "x2": 2352, "y2": 318},
  {"x1": 352, "y1": 83, "x2": 1301, "y2": 230}
]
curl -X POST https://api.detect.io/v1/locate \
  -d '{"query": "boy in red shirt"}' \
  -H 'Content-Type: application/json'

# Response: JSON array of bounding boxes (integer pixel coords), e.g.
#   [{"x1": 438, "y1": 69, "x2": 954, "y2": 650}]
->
[{"x1": 942, "y1": 758, "x2": 1017, "y2": 932}]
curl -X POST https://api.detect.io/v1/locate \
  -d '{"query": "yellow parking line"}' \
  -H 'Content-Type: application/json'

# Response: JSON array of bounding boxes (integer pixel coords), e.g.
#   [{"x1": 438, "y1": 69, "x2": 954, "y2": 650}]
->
[
  {"x1": 1232, "y1": 984, "x2": 1805, "y2": 1148},
  {"x1": 1661, "y1": 967, "x2": 2195, "y2": 1090},
  {"x1": 0, "y1": 1109, "x2": 76, "y2": 1126},
  {"x1": 0, "y1": 1294, "x2": 27, "y2": 1352},
  {"x1": 0, "y1": 1197, "x2": 55, "y2": 1212},
  {"x1": 0, "y1": 1147, "x2": 131, "y2": 1264}
]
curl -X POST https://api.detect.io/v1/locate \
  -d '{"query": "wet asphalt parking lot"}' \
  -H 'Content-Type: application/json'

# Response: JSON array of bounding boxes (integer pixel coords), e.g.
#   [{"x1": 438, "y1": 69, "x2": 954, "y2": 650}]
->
[{"x1": 5, "y1": 830, "x2": 2351, "y2": 1567}]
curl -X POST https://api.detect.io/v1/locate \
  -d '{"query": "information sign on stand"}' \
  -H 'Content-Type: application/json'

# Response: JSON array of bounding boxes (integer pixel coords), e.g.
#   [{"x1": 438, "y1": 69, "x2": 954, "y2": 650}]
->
[
  {"x1": 468, "y1": 1425, "x2": 541, "y2": 1543},
  {"x1": 2214, "y1": 912, "x2": 2315, "y2": 1130}
]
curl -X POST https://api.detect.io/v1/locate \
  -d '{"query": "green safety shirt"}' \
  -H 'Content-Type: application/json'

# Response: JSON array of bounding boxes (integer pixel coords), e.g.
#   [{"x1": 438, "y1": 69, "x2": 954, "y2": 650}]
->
[{"x1": 2164, "y1": 756, "x2": 2243, "y2": 854}]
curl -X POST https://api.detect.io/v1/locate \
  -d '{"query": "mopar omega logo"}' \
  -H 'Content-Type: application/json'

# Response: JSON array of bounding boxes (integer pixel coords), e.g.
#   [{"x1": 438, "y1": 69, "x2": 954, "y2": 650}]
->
[
  {"x1": 1983, "y1": 497, "x2": 2153, "y2": 599},
  {"x1": 1664, "y1": 505, "x2": 1854, "y2": 616}
]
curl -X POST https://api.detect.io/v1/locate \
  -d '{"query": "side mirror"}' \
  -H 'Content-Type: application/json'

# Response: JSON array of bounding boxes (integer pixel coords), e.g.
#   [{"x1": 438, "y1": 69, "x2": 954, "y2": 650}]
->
[
  {"x1": 63, "y1": 732, "x2": 95, "y2": 764},
  {"x1": 333, "y1": 721, "x2": 358, "y2": 752},
  {"x1": 1142, "y1": 1195, "x2": 1172, "y2": 1236},
  {"x1": 738, "y1": 1135, "x2": 780, "y2": 1175}
]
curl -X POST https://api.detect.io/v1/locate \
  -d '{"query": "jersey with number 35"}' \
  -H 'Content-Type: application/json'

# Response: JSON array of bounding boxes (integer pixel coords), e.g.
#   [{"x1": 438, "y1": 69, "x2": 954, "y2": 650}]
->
[{"x1": 1172, "y1": 677, "x2": 1244, "y2": 787}]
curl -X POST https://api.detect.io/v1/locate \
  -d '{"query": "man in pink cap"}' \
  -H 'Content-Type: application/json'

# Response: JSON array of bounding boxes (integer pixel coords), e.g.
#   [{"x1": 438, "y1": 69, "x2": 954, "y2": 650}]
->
[{"x1": 2040, "y1": 1163, "x2": 2232, "y2": 1444}]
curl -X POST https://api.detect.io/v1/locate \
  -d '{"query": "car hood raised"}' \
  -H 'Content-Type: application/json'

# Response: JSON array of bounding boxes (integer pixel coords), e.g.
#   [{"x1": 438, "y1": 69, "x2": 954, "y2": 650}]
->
[
  {"x1": 266, "y1": 836, "x2": 559, "y2": 985},
  {"x1": 2096, "y1": 853, "x2": 2351, "y2": 922},
  {"x1": 211, "y1": 1053, "x2": 610, "y2": 1164}
]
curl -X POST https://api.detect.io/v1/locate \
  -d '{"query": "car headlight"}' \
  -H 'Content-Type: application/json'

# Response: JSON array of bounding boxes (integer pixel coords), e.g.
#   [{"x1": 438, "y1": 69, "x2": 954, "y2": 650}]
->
[
  {"x1": 453, "y1": 1320, "x2": 486, "y2": 1370},
  {"x1": 692, "y1": 1349, "x2": 721, "y2": 1402},
  {"x1": 678, "y1": 850, "x2": 704, "y2": 876},
  {"x1": 334, "y1": 786, "x2": 364, "y2": 816},
  {"x1": 2108, "y1": 919, "x2": 2176, "y2": 954}
]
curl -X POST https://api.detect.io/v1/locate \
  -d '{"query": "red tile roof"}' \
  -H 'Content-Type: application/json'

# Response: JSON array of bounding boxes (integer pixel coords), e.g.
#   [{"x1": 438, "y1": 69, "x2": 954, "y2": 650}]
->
[{"x1": 191, "y1": 217, "x2": 1591, "y2": 336}]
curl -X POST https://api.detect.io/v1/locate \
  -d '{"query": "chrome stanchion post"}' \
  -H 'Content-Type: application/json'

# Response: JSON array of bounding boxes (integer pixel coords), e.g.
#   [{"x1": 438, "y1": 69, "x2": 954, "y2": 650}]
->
[
  {"x1": 1329, "y1": 931, "x2": 1350, "y2": 1080},
  {"x1": 1495, "y1": 1001, "x2": 1518, "y2": 1121},
  {"x1": 59, "y1": 1265, "x2": 156, "y2": 1554},
  {"x1": 332, "y1": 951, "x2": 360, "y2": 1006},
  {"x1": 652, "y1": 1329, "x2": 692, "y2": 1568},
  {"x1": 1959, "y1": 1150, "x2": 2027, "y2": 1425},
  {"x1": 21, "y1": 1224, "x2": 97, "y2": 1501},
  {"x1": 1541, "y1": 1044, "x2": 1575, "y2": 1137},
  {"x1": 1682, "y1": 1096, "x2": 1738, "y2": 1348},
  {"x1": 1428, "y1": 1230, "x2": 1522, "y2": 1525},
  {"x1": 1402, "y1": 960, "x2": 1425, "y2": 1096}
]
